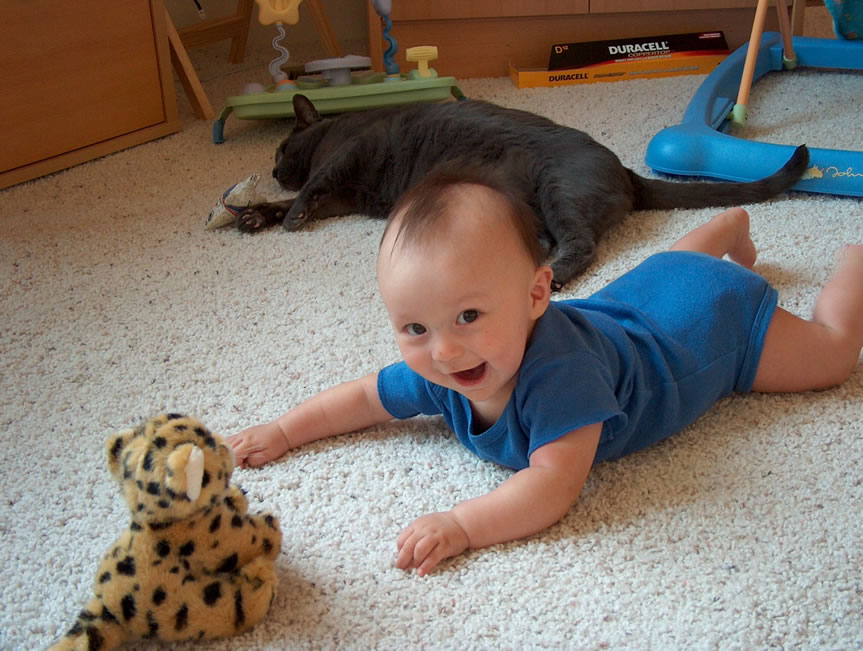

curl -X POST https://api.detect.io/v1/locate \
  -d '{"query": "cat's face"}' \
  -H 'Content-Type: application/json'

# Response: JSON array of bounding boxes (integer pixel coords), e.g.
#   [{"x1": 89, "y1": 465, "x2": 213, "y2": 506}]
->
[
  {"x1": 272, "y1": 95, "x2": 327, "y2": 191},
  {"x1": 272, "y1": 124, "x2": 319, "y2": 191}
]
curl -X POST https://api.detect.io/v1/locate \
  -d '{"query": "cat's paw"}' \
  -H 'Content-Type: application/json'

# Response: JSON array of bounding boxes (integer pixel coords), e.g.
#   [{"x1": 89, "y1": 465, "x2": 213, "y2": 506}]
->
[
  {"x1": 236, "y1": 201, "x2": 293, "y2": 233},
  {"x1": 282, "y1": 211, "x2": 308, "y2": 231},
  {"x1": 282, "y1": 195, "x2": 319, "y2": 231},
  {"x1": 237, "y1": 209, "x2": 273, "y2": 233}
]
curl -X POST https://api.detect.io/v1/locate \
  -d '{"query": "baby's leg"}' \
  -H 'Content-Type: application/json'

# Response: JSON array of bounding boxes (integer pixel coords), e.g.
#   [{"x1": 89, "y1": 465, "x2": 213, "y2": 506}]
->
[
  {"x1": 670, "y1": 207, "x2": 757, "y2": 268},
  {"x1": 753, "y1": 245, "x2": 863, "y2": 392}
]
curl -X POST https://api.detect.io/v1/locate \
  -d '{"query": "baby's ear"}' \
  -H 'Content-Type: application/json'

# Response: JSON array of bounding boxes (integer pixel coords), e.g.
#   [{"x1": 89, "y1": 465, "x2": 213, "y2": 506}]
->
[{"x1": 530, "y1": 265, "x2": 553, "y2": 318}]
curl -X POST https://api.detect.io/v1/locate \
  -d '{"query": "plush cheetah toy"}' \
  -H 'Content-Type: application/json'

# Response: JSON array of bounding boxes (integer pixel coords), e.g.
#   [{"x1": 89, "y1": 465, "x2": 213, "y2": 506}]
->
[{"x1": 50, "y1": 413, "x2": 282, "y2": 650}]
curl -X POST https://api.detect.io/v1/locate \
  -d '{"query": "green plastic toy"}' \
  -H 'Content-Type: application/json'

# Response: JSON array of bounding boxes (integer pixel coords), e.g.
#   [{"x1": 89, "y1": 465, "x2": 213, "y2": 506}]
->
[
  {"x1": 213, "y1": 73, "x2": 465, "y2": 143},
  {"x1": 213, "y1": 0, "x2": 466, "y2": 143}
]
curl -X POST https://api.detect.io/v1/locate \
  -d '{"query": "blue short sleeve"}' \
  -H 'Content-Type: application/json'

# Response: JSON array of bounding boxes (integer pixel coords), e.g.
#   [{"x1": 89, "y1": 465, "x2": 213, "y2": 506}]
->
[
  {"x1": 515, "y1": 350, "x2": 627, "y2": 459},
  {"x1": 377, "y1": 362, "x2": 443, "y2": 419}
]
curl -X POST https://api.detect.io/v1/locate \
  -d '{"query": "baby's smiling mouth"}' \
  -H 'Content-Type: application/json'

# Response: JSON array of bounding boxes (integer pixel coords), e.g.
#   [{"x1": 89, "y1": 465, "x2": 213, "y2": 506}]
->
[{"x1": 452, "y1": 363, "x2": 486, "y2": 385}]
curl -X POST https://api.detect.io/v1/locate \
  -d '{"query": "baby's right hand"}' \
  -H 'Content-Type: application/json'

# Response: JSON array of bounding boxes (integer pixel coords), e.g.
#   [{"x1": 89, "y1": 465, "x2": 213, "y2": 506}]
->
[{"x1": 227, "y1": 422, "x2": 291, "y2": 468}]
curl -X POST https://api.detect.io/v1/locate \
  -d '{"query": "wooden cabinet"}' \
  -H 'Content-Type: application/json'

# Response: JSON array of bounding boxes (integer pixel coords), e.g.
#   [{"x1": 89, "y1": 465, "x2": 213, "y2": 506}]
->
[
  {"x1": 368, "y1": 1, "x2": 782, "y2": 78},
  {"x1": 590, "y1": 1, "x2": 761, "y2": 11},
  {"x1": 0, "y1": 0, "x2": 180, "y2": 190}
]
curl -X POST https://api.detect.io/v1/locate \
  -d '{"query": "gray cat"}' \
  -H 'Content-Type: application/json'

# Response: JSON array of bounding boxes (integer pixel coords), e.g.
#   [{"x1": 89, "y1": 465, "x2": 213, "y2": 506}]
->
[{"x1": 238, "y1": 95, "x2": 808, "y2": 289}]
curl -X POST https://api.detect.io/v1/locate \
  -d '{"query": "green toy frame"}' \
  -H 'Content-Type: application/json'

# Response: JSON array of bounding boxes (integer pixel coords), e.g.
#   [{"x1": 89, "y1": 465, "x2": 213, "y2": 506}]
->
[{"x1": 213, "y1": 77, "x2": 466, "y2": 143}]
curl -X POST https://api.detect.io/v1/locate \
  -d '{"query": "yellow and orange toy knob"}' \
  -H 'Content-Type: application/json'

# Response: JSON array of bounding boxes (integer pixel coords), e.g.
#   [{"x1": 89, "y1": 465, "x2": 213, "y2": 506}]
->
[
  {"x1": 255, "y1": 0, "x2": 302, "y2": 25},
  {"x1": 406, "y1": 46, "x2": 439, "y2": 79}
]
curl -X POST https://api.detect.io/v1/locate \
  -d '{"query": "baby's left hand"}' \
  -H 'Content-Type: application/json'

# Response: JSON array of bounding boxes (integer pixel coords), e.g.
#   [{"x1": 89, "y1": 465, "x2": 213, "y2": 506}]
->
[{"x1": 395, "y1": 511, "x2": 469, "y2": 576}]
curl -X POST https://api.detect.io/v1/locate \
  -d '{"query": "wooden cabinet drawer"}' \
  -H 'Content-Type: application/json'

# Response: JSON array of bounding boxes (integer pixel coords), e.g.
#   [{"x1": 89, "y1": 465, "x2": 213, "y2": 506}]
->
[
  {"x1": 0, "y1": 0, "x2": 179, "y2": 189},
  {"x1": 392, "y1": 1, "x2": 588, "y2": 20}
]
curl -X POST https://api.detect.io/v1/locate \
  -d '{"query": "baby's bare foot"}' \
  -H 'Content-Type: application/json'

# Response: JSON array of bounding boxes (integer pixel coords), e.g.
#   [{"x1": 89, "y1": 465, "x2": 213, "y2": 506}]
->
[
  {"x1": 723, "y1": 207, "x2": 757, "y2": 269},
  {"x1": 839, "y1": 244, "x2": 863, "y2": 270},
  {"x1": 813, "y1": 244, "x2": 863, "y2": 350}
]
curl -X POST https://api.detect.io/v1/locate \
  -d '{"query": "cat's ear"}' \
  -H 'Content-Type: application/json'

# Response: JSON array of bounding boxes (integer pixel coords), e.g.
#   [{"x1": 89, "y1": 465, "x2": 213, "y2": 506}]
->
[{"x1": 293, "y1": 95, "x2": 321, "y2": 129}]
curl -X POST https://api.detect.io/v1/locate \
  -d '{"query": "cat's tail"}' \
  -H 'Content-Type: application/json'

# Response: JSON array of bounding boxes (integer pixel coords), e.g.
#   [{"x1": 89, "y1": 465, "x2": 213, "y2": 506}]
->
[{"x1": 631, "y1": 144, "x2": 809, "y2": 210}]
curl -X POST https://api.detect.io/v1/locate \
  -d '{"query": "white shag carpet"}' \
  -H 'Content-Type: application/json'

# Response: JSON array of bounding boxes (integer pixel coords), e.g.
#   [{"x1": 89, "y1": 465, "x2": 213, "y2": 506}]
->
[{"x1": 1, "y1": 28, "x2": 862, "y2": 651}]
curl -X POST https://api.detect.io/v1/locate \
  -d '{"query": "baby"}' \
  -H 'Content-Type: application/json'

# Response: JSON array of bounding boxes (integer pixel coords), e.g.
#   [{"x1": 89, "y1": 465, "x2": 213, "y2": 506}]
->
[{"x1": 229, "y1": 165, "x2": 863, "y2": 577}]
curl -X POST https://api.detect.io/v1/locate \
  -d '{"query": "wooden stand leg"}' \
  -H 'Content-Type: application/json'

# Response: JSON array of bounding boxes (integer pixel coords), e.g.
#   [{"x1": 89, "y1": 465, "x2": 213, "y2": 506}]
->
[
  {"x1": 176, "y1": 0, "x2": 254, "y2": 64},
  {"x1": 165, "y1": 6, "x2": 215, "y2": 120},
  {"x1": 791, "y1": 0, "x2": 806, "y2": 35},
  {"x1": 733, "y1": 0, "x2": 770, "y2": 125},
  {"x1": 775, "y1": 0, "x2": 797, "y2": 63},
  {"x1": 307, "y1": 0, "x2": 342, "y2": 58},
  {"x1": 228, "y1": 0, "x2": 255, "y2": 63},
  {"x1": 367, "y1": 4, "x2": 384, "y2": 72}
]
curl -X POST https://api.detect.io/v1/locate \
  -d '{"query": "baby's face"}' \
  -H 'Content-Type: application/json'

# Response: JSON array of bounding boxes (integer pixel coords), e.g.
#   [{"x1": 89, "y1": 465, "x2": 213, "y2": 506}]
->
[{"x1": 377, "y1": 188, "x2": 550, "y2": 416}]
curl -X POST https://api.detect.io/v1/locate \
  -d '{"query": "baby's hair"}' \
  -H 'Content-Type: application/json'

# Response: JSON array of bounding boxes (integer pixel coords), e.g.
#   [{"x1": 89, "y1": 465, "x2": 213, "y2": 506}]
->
[{"x1": 381, "y1": 161, "x2": 546, "y2": 267}]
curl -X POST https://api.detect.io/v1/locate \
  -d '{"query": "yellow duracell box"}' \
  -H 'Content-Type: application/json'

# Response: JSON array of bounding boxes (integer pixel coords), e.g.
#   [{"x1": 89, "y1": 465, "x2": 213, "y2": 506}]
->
[{"x1": 510, "y1": 32, "x2": 729, "y2": 89}]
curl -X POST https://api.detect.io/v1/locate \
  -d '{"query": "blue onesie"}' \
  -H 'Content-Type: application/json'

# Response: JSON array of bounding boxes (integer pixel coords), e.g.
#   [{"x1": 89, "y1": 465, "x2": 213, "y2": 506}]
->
[{"x1": 377, "y1": 251, "x2": 778, "y2": 470}]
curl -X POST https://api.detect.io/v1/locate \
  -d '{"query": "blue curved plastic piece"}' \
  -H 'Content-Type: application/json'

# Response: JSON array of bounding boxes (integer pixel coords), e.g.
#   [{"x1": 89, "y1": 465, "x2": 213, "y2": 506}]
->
[
  {"x1": 213, "y1": 119, "x2": 226, "y2": 145},
  {"x1": 646, "y1": 33, "x2": 863, "y2": 197},
  {"x1": 382, "y1": 16, "x2": 400, "y2": 75}
]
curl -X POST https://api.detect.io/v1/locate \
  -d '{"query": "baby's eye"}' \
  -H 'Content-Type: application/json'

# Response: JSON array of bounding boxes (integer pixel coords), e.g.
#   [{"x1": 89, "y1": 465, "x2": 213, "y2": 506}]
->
[
  {"x1": 457, "y1": 310, "x2": 479, "y2": 325},
  {"x1": 405, "y1": 323, "x2": 427, "y2": 336}
]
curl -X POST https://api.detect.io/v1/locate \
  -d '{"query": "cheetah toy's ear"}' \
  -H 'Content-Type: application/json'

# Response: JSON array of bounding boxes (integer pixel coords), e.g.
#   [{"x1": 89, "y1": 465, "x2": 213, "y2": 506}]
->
[
  {"x1": 167, "y1": 444, "x2": 205, "y2": 502},
  {"x1": 105, "y1": 428, "x2": 135, "y2": 480}
]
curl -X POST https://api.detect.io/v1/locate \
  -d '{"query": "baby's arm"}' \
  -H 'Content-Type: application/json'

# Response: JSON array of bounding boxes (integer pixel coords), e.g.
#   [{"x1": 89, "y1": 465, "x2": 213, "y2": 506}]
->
[
  {"x1": 395, "y1": 422, "x2": 602, "y2": 576},
  {"x1": 228, "y1": 372, "x2": 393, "y2": 468}
]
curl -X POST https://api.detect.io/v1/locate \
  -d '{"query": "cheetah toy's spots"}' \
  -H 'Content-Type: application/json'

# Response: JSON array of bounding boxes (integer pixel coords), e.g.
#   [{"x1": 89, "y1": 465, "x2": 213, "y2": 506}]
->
[{"x1": 50, "y1": 414, "x2": 282, "y2": 650}]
